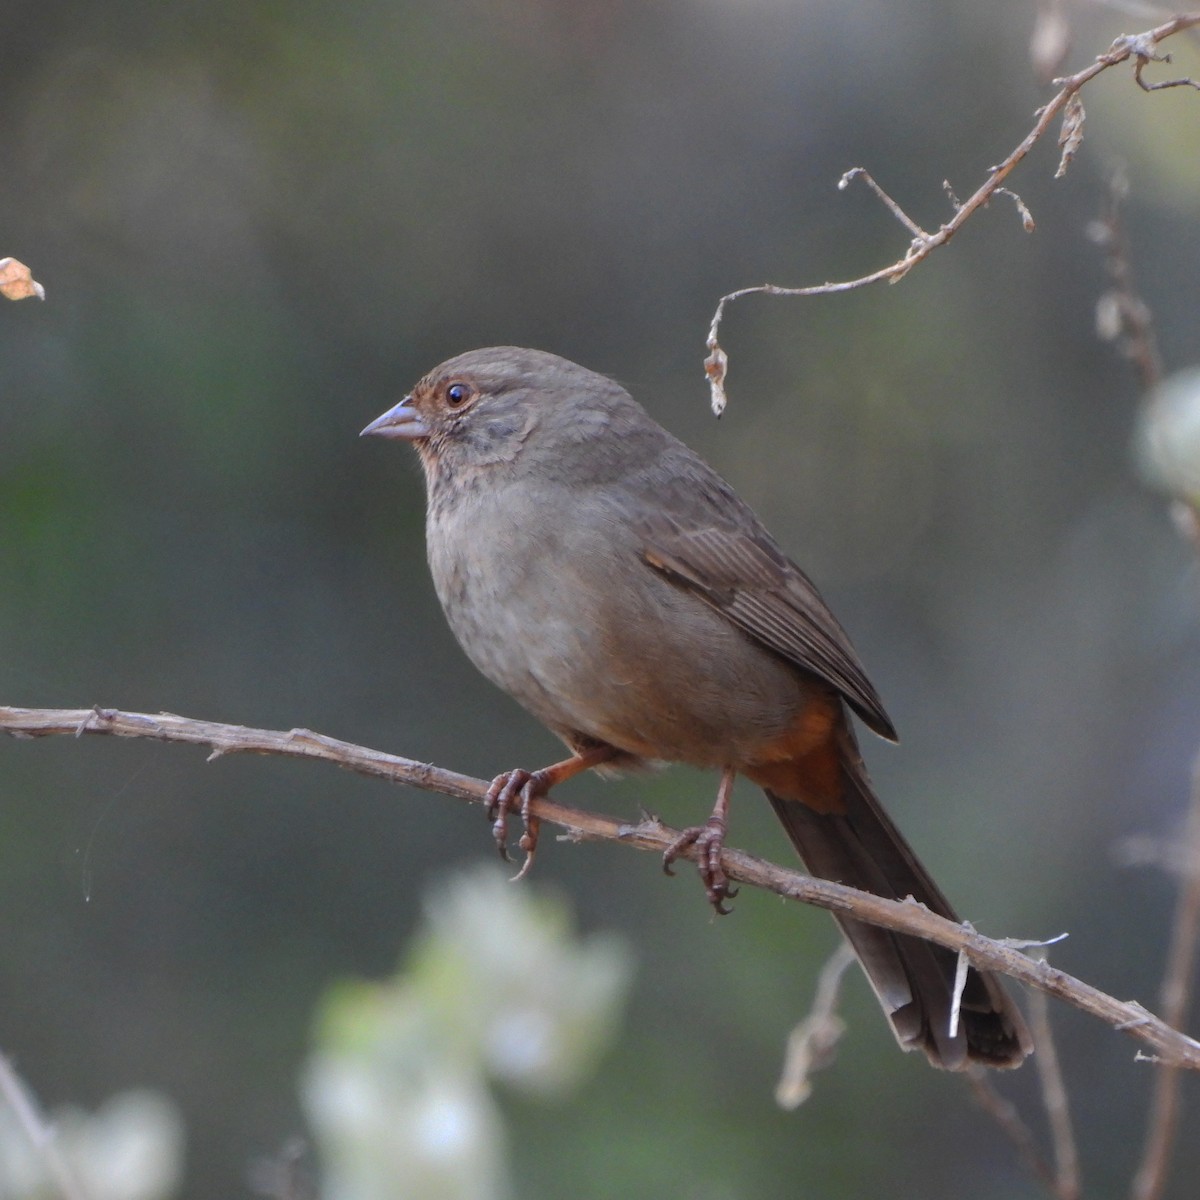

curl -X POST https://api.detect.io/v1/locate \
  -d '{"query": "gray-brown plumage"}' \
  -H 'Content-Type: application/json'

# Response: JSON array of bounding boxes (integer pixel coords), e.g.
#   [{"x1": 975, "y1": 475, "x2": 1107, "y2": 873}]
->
[{"x1": 362, "y1": 346, "x2": 1032, "y2": 1070}]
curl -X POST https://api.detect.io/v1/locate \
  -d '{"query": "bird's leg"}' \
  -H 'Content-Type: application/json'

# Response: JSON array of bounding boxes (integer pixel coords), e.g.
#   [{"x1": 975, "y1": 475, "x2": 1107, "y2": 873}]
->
[
  {"x1": 663, "y1": 766, "x2": 739, "y2": 914},
  {"x1": 486, "y1": 743, "x2": 620, "y2": 880}
]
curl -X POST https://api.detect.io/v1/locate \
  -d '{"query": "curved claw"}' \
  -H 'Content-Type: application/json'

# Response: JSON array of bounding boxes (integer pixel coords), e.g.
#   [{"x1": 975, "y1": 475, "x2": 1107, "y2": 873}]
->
[
  {"x1": 487, "y1": 767, "x2": 548, "y2": 880},
  {"x1": 487, "y1": 768, "x2": 534, "y2": 863},
  {"x1": 509, "y1": 776, "x2": 544, "y2": 880},
  {"x1": 484, "y1": 746, "x2": 620, "y2": 882},
  {"x1": 661, "y1": 828, "x2": 697, "y2": 877},
  {"x1": 486, "y1": 769, "x2": 531, "y2": 820},
  {"x1": 662, "y1": 818, "x2": 735, "y2": 914},
  {"x1": 509, "y1": 840, "x2": 538, "y2": 882}
]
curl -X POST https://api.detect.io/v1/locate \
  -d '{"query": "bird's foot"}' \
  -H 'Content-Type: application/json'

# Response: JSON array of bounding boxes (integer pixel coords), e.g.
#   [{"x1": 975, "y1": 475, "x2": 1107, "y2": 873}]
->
[
  {"x1": 485, "y1": 768, "x2": 547, "y2": 880},
  {"x1": 663, "y1": 816, "x2": 738, "y2": 915}
]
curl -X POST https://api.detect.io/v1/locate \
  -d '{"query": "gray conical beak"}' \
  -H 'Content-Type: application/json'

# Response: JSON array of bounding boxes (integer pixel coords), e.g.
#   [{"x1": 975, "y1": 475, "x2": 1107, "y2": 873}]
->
[{"x1": 360, "y1": 395, "x2": 431, "y2": 440}]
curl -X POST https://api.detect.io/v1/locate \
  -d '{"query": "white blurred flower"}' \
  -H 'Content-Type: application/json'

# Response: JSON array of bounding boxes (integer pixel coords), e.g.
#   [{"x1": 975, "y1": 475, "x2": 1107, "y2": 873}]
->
[
  {"x1": 1135, "y1": 367, "x2": 1200, "y2": 506},
  {"x1": 0, "y1": 1088, "x2": 183, "y2": 1200},
  {"x1": 303, "y1": 987, "x2": 509, "y2": 1200},
  {"x1": 417, "y1": 866, "x2": 633, "y2": 1095},
  {"x1": 301, "y1": 866, "x2": 633, "y2": 1200}
]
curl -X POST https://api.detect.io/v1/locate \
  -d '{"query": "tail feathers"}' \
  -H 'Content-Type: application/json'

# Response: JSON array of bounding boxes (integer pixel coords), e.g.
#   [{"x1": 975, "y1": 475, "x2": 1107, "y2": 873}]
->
[{"x1": 764, "y1": 748, "x2": 1031, "y2": 1069}]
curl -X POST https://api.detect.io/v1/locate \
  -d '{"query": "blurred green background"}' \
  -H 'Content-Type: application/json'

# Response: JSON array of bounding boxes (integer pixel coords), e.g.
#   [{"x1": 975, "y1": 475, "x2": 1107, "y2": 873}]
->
[{"x1": 4, "y1": 1, "x2": 1200, "y2": 1196}]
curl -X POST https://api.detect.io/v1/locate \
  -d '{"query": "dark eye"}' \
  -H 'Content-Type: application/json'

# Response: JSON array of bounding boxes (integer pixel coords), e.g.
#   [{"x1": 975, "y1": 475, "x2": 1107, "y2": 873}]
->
[{"x1": 446, "y1": 382, "x2": 472, "y2": 407}]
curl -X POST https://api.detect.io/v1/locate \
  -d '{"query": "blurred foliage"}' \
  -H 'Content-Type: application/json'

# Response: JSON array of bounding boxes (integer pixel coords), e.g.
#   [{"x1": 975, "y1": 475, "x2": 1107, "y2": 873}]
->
[
  {"x1": 0, "y1": 1084, "x2": 183, "y2": 1200},
  {"x1": 304, "y1": 866, "x2": 630, "y2": 1199},
  {"x1": 1138, "y1": 368, "x2": 1200, "y2": 507},
  {"x1": 3, "y1": 1, "x2": 1200, "y2": 1197}
]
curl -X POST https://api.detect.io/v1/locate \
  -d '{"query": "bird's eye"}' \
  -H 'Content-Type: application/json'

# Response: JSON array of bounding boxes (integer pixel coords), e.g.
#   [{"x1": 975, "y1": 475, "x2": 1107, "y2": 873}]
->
[{"x1": 446, "y1": 382, "x2": 472, "y2": 407}]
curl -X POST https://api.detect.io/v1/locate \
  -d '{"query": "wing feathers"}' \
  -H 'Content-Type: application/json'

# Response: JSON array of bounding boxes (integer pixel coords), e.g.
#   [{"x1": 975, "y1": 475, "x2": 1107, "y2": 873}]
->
[{"x1": 642, "y1": 525, "x2": 896, "y2": 742}]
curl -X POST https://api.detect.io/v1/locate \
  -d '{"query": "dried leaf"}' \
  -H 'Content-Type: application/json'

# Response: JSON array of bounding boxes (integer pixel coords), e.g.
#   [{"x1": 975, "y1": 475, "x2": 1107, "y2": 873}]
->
[
  {"x1": 0, "y1": 257, "x2": 45, "y2": 301},
  {"x1": 1054, "y1": 94, "x2": 1085, "y2": 179},
  {"x1": 704, "y1": 343, "x2": 728, "y2": 416},
  {"x1": 998, "y1": 187, "x2": 1036, "y2": 232}
]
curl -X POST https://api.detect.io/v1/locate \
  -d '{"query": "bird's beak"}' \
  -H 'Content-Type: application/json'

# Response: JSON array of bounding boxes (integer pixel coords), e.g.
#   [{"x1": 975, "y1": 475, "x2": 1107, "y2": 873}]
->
[{"x1": 360, "y1": 395, "x2": 431, "y2": 440}]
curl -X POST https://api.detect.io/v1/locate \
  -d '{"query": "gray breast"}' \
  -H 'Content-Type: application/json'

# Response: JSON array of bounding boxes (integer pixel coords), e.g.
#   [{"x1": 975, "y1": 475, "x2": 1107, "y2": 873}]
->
[{"x1": 426, "y1": 474, "x2": 813, "y2": 767}]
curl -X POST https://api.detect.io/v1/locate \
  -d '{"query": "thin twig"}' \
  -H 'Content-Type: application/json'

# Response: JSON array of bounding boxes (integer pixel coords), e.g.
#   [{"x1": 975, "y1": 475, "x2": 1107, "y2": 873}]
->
[
  {"x1": 5, "y1": 704, "x2": 1200, "y2": 1069},
  {"x1": 1131, "y1": 749, "x2": 1200, "y2": 1200},
  {"x1": 837, "y1": 168, "x2": 928, "y2": 239},
  {"x1": 775, "y1": 942, "x2": 857, "y2": 1108},
  {"x1": 1131, "y1": 44, "x2": 1200, "y2": 90},
  {"x1": 1030, "y1": 981, "x2": 1083, "y2": 1200},
  {"x1": 1089, "y1": 170, "x2": 1163, "y2": 391},
  {"x1": 968, "y1": 1071, "x2": 1062, "y2": 1196},
  {"x1": 703, "y1": 13, "x2": 1200, "y2": 414}
]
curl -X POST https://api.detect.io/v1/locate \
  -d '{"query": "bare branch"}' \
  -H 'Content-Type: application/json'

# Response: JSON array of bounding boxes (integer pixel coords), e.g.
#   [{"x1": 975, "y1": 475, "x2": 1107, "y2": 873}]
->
[
  {"x1": 1131, "y1": 748, "x2": 1200, "y2": 1200},
  {"x1": 1126, "y1": 35, "x2": 1200, "y2": 90},
  {"x1": 704, "y1": 13, "x2": 1200, "y2": 413},
  {"x1": 775, "y1": 942, "x2": 857, "y2": 1109},
  {"x1": 838, "y1": 168, "x2": 929, "y2": 240},
  {"x1": 5, "y1": 704, "x2": 1200, "y2": 1070},
  {"x1": 1030, "y1": 981, "x2": 1083, "y2": 1200}
]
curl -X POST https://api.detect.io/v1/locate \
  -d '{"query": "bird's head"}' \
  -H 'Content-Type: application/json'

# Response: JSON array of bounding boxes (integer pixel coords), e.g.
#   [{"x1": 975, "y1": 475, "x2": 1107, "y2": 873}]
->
[{"x1": 361, "y1": 346, "x2": 647, "y2": 487}]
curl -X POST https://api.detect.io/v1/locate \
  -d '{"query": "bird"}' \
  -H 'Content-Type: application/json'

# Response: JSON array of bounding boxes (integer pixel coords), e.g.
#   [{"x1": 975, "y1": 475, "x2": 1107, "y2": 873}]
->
[{"x1": 361, "y1": 345, "x2": 1032, "y2": 1070}]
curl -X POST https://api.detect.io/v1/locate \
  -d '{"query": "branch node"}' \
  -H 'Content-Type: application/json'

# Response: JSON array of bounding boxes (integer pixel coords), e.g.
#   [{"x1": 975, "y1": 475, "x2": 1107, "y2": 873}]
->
[
  {"x1": 1116, "y1": 1008, "x2": 1153, "y2": 1032},
  {"x1": 1113, "y1": 32, "x2": 1162, "y2": 61},
  {"x1": 76, "y1": 706, "x2": 116, "y2": 738},
  {"x1": 620, "y1": 816, "x2": 667, "y2": 841}
]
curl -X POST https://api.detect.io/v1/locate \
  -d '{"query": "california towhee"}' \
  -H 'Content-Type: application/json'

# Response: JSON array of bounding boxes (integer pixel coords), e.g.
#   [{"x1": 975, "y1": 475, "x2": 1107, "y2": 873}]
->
[{"x1": 362, "y1": 346, "x2": 1031, "y2": 1070}]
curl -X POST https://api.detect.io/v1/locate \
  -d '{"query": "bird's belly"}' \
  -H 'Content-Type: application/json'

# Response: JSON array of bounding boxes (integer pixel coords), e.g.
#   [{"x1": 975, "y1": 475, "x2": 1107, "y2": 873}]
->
[{"x1": 429, "y1": 502, "x2": 816, "y2": 769}]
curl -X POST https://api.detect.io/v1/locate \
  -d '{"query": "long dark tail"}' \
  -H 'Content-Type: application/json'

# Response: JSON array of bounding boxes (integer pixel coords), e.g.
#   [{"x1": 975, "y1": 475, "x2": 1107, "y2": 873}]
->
[{"x1": 763, "y1": 740, "x2": 1031, "y2": 1069}]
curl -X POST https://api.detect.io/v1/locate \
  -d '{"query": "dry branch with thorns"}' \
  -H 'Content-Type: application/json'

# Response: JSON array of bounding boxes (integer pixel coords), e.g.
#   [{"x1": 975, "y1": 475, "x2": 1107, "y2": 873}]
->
[
  {"x1": 3, "y1": 703, "x2": 1200, "y2": 1075},
  {"x1": 702, "y1": 12, "x2": 1200, "y2": 415}
]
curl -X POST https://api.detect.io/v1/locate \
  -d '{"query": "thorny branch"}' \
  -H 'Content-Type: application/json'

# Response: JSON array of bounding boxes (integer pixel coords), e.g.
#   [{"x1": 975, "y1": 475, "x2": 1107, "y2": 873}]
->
[
  {"x1": 703, "y1": 12, "x2": 1200, "y2": 414},
  {"x1": 4, "y1": 703, "x2": 1200, "y2": 1070}
]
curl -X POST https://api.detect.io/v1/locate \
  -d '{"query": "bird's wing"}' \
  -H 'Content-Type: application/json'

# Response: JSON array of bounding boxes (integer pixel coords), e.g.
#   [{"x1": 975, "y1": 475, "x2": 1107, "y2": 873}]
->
[{"x1": 638, "y1": 504, "x2": 897, "y2": 742}]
